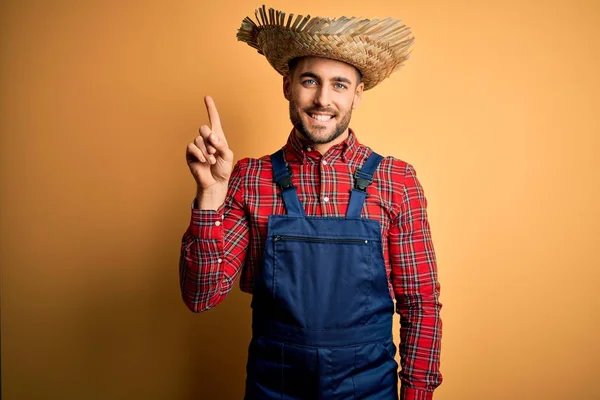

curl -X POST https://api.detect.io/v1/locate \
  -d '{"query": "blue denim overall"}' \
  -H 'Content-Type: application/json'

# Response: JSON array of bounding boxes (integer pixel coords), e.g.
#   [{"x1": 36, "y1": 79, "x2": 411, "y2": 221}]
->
[{"x1": 245, "y1": 150, "x2": 398, "y2": 399}]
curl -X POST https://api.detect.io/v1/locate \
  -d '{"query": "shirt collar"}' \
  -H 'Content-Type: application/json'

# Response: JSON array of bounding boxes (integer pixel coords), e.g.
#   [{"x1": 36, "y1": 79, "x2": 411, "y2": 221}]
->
[{"x1": 284, "y1": 128, "x2": 361, "y2": 164}]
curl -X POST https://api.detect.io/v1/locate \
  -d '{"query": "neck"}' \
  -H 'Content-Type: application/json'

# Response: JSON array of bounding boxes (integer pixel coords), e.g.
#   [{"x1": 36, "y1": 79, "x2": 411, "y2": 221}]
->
[{"x1": 295, "y1": 129, "x2": 350, "y2": 155}]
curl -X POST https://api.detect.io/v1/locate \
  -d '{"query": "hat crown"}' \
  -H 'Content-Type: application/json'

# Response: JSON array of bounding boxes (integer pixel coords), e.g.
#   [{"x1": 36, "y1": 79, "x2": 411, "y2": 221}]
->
[{"x1": 237, "y1": 5, "x2": 414, "y2": 90}]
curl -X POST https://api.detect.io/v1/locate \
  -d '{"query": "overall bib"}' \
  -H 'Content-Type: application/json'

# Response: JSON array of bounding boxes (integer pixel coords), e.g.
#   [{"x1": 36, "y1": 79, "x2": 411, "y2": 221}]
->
[{"x1": 245, "y1": 150, "x2": 398, "y2": 400}]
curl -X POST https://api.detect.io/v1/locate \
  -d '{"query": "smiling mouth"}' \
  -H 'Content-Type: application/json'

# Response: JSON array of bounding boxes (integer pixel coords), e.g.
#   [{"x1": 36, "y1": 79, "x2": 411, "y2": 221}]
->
[{"x1": 309, "y1": 113, "x2": 334, "y2": 122}]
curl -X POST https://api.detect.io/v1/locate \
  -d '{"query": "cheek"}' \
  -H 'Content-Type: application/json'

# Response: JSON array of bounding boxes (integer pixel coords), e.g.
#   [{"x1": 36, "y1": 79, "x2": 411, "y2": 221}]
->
[
  {"x1": 337, "y1": 95, "x2": 355, "y2": 111},
  {"x1": 294, "y1": 90, "x2": 313, "y2": 104},
  {"x1": 291, "y1": 96, "x2": 314, "y2": 113}
]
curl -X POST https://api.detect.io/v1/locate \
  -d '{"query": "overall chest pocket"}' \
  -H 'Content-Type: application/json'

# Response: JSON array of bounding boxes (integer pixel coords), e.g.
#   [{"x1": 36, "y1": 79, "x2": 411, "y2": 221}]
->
[{"x1": 271, "y1": 235, "x2": 375, "y2": 329}]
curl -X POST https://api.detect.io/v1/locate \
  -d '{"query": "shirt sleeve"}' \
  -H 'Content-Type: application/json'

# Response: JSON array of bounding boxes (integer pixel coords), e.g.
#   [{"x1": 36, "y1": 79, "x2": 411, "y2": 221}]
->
[
  {"x1": 179, "y1": 160, "x2": 250, "y2": 312},
  {"x1": 389, "y1": 163, "x2": 443, "y2": 400}
]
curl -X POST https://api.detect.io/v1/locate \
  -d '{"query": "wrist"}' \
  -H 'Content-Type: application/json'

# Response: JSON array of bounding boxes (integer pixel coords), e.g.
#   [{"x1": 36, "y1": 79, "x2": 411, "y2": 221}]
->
[{"x1": 196, "y1": 182, "x2": 228, "y2": 210}]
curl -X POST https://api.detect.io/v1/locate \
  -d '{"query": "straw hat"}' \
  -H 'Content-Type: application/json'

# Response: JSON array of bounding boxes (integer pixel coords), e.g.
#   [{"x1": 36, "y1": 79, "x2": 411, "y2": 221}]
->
[{"x1": 236, "y1": 5, "x2": 415, "y2": 90}]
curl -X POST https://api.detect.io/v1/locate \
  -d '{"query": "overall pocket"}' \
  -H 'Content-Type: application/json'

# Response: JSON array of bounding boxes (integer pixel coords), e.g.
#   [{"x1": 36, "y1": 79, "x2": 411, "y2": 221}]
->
[
  {"x1": 352, "y1": 339, "x2": 399, "y2": 399},
  {"x1": 272, "y1": 235, "x2": 373, "y2": 329},
  {"x1": 245, "y1": 336, "x2": 317, "y2": 400}
]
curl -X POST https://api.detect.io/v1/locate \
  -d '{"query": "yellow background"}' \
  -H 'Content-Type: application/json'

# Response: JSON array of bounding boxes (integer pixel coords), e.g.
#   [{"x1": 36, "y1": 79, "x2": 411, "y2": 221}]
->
[{"x1": 1, "y1": 0, "x2": 599, "y2": 399}]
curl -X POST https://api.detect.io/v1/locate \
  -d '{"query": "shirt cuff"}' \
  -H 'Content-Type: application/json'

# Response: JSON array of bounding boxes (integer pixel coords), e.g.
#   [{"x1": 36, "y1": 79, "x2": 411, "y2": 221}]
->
[
  {"x1": 190, "y1": 206, "x2": 224, "y2": 239},
  {"x1": 401, "y1": 386, "x2": 433, "y2": 400}
]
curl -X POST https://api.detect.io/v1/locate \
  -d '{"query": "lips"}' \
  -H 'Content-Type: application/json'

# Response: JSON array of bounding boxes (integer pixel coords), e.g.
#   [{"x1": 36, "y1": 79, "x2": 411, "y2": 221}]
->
[
  {"x1": 311, "y1": 114, "x2": 333, "y2": 121},
  {"x1": 307, "y1": 109, "x2": 336, "y2": 123}
]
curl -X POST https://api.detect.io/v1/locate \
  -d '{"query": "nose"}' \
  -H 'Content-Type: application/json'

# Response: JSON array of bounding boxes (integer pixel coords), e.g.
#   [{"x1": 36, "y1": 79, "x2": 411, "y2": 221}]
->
[{"x1": 313, "y1": 86, "x2": 331, "y2": 107}]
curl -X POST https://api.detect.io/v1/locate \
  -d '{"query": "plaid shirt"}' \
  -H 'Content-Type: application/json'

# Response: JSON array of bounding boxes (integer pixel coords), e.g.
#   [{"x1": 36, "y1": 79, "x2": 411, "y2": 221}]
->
[{"x1": 180, "y1": 129, "x2": 442, "y2": 399}]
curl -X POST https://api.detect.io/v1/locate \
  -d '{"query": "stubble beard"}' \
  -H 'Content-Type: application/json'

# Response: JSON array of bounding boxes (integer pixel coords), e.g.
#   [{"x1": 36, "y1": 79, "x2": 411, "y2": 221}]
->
[{"x1": 289, "y1": 100, "x2": 353, "y2": 144}]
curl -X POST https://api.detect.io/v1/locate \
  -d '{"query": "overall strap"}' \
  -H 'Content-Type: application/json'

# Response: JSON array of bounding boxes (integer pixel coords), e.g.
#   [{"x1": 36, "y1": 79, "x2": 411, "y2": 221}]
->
[
  {"x1": 270, "y1": 150, "x2": 305, "y2": 216},
  {"x1": 346, "y1": 151, "x2": 384, "y2": 218}
]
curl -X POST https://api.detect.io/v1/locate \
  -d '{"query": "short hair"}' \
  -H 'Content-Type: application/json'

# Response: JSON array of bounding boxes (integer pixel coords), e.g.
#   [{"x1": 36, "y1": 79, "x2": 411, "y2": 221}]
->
[{"x1": 287, "y1": 57, "x2": 363, "y2": 84}]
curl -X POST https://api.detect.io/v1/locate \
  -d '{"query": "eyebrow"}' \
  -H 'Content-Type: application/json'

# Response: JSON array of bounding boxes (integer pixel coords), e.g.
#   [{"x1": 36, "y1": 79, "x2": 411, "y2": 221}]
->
[{"x1": 298, "y1": 72, "x2": 353, "y2": 85}]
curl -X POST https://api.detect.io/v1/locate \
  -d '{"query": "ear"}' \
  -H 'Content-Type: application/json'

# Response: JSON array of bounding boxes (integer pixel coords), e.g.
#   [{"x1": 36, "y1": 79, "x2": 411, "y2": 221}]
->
[
  {"x1": 283, "y1": 75, "x2": 292, "y2": 101},
  {"x1": 352, "y1": 81, "x2": 364, "y2": 109}
]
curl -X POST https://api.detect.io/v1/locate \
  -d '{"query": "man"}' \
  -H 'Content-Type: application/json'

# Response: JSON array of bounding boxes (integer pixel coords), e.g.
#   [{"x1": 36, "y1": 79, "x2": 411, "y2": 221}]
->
[{"x1": 180, "y1": 6, "x2": 442, "y2": 400}]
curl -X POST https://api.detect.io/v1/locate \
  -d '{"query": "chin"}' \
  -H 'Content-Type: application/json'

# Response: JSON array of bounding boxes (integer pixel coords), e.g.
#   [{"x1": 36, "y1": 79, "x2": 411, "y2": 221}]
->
[{"x1": 304, "y1": 128, "x2": 344, "y2": 144}]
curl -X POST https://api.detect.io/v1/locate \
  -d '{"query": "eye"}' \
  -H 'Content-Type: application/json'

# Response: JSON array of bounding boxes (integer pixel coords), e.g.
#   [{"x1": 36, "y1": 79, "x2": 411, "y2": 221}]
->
[
  {"x1": 334, "y1": 83, "x2": 348, "y2": 90},
  {"x1": 303, "y1": 79, "x2": 318, "y2": 85}
]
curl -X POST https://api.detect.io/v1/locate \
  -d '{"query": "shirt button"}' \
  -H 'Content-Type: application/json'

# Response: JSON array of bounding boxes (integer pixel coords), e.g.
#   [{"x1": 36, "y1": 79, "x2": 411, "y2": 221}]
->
[
  {"x1": 215, "y1": 221, "x2": 221, "y2": 226},
  {"x1": 306, "y1": 147, "x2": 312, "y2": 152},
  {"x1": 323, "y1": 196, "x2": 330, "y2": 203},
  {"x1": 322, "y1": 160, "x2": 328, "y2": 166},
  {"x1": 217, "y1": 258, "x2": 223, "y2": 263}
]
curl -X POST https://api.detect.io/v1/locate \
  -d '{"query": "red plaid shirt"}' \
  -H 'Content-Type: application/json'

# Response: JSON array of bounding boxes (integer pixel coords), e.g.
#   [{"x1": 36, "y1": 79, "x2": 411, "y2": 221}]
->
[{"x1": 180, "y1": 129, "x2": 442, "y2": 399}]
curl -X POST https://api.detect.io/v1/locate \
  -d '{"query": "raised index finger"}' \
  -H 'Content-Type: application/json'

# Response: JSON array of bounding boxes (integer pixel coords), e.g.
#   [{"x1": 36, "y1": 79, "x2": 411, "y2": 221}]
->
[{"x1": 204, "y1": 95, "x2": 222, "y2": 133}]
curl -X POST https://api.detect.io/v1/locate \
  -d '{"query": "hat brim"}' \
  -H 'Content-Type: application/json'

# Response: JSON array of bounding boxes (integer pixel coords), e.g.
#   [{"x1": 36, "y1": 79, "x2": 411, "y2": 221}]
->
[{"x1": 237, "y1": 6, "x2": 414, "y2": 90}]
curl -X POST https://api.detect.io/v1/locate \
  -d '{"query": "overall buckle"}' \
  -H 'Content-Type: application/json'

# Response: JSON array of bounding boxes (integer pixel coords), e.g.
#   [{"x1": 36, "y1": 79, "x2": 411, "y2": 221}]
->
[
  {"x1": 354, "y1": 174, "x2": 372, "y2": 192},
  {"x1": 277, "y1": 175, "x2": 294, "y2": 190}
]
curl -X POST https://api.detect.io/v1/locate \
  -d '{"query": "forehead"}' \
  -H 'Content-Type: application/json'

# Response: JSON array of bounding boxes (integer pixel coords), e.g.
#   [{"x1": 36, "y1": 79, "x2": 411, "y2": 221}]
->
[{"x1": 291, "y1": 56, "x2": 359, "y2": 80}]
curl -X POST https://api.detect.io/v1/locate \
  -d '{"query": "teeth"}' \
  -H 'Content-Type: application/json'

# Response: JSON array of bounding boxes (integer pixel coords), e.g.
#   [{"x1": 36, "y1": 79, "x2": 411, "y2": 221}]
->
[{"x1": 311, "y1": 114, "x2": 333, "y2": 121}]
